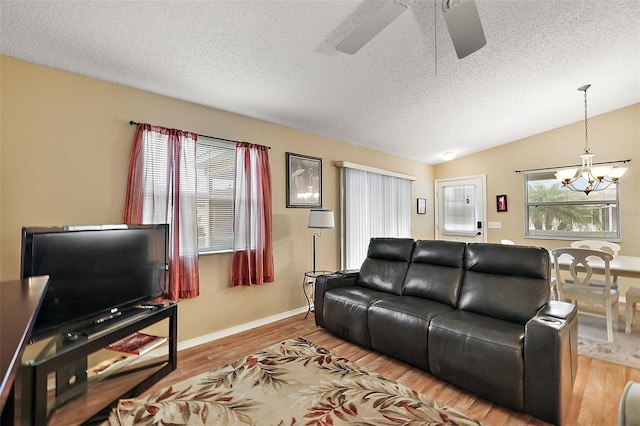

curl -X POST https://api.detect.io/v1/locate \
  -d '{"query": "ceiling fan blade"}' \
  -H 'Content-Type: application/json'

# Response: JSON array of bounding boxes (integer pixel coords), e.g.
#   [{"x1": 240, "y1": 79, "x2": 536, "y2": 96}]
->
[
  {"x1": 336, "y1": 2, "x2": 409, "y2": 54},
  {"x1": 442, "y1": 0, "x2": 486, "y2": 59}
]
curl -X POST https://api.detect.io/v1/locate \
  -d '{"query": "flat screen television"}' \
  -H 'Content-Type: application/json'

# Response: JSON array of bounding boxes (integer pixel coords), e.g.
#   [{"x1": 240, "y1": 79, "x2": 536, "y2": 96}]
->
[{"x1": 21, "y1": 224, "x2": 169, "y2": 341}]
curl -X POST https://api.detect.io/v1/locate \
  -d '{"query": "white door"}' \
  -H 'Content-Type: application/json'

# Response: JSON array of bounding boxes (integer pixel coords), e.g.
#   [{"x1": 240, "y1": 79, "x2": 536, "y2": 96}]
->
[{"x1": 435, "y1": 175, "x2": 487, "y2": 243}]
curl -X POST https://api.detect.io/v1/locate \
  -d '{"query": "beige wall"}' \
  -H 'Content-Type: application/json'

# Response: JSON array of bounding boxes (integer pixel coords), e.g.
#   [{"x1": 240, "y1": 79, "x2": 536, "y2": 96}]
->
[
  {"x1": 0, "y1": 56, "x2": 434, "y2": 342},
  {"x1": 434, "y1": 103, "x2": 640, "y2": 292}
]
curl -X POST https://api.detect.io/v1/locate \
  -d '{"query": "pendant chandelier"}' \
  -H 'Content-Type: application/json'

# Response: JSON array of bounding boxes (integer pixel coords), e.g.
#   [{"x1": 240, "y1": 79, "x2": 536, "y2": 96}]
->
[{"x1": 554, "y1": 84, "x2": 627, "y2": 195}]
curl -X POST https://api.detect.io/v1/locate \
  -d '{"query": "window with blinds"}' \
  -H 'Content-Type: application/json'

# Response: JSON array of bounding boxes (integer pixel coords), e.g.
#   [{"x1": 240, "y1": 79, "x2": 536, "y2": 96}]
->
[
  {"x1": 340, "y1": 165, "x2": 413, "y2": 270},
  {"x1": 196, "y1": 138, "x2": 235, "y2": 253},
  {"x1": 524, "y1": 170, "x2": 621, "y2": 241}
]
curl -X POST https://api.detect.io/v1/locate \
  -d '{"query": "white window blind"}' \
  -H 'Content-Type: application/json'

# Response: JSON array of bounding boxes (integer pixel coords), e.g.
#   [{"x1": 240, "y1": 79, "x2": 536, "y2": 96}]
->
[
  {"x1": 339, "y1": 164, "x2": 413, "y2": 269},
  {"x1": 442, "y1": 184, "x2": 477, "y2": 234},
  {"x1": 196, "y1": 138, "x2": 235, "y2": 253}
]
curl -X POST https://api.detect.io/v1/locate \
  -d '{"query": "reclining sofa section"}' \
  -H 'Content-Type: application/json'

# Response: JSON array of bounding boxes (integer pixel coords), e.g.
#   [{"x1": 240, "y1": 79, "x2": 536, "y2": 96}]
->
[{"x1": 314, "y1": 238, "x2": 577, "y2": 425}]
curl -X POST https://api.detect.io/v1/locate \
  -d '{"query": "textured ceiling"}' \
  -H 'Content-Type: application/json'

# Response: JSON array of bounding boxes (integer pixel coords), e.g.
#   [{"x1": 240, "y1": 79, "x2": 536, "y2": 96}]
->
[{"x1": 1, "y1": 0, "x2": 639, "y2": 165}]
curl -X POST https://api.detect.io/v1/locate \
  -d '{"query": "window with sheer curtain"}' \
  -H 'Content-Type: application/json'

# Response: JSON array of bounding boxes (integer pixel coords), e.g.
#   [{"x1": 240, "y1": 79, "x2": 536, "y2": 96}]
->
[
  {"x1": 124, "y1": 123, "x2": 200, "y2": 300},
  {"x1": 196, "y1": 138, "x2": 235, "y2": 253},
  {"x1": 339, "y1": 164, "x2": 413, "y2": 270},
  {"x1": 126, "y1": 124, "x2": 273, "y2": 292}
]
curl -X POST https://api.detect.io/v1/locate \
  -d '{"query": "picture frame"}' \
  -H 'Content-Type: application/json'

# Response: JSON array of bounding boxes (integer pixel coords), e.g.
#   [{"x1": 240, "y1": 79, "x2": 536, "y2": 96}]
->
[
  {"x1": 496, "y1": 194, "x2": 508, "y2": 212},
  {"x1": 286, "y1": 152, "x2": 322, "y2": 208},
  {"x1": 417, "y1": 198, "x2": 427, "y2": 214}
]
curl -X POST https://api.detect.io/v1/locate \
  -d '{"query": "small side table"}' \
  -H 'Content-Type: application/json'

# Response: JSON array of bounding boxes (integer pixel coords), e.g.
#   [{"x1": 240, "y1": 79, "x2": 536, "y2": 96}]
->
[
  {"x1": 625, "y1": 287, "x2": 640, "y2": 335},
  {"x1": 303, "y1": 271, "x2": 331, "y2": 319}
]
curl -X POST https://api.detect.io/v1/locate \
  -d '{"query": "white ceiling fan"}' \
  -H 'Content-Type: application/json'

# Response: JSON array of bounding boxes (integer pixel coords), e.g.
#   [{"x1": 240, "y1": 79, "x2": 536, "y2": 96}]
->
[{"x1": 336, "y1": 0, "x2": 486, "y2": 59}]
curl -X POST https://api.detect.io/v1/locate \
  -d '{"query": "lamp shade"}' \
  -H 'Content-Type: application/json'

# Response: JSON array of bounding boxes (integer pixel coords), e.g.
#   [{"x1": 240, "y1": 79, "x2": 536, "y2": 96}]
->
[{"x1": 308, "y1": 209, "x2": 334, "y2": 229}]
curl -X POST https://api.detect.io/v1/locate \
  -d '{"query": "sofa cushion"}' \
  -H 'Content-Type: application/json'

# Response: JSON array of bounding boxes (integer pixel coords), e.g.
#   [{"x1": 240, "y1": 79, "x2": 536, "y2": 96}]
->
[
  {"x1": 428, "y1": 310, "x2": 526, "y2": 412},
  {"x1": 369, "y1": 296, "x2": 454, "y2": 371},
  {"x1": 323, "y1": 286, "x2": 393, "y2": 348},
  {"x1": 459, "y1": 243, "x2": 550, "y2": 324},
  {"x1": 402, "y1": 240, "x2": 465, "y2": 306},
  {"x1": 357, "y1": 238, "x2": 414, "y2": 295}
]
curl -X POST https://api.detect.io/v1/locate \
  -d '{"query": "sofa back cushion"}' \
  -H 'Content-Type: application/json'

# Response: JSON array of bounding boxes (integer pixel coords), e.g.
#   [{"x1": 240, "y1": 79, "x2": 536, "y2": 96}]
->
[
  {"x1": 402, "y1": 240, "x2": 466, "y2": 306},
  {"x1": 357, "y1": 238, "x2": 414, "y2": 295},
  {"x1": 459, "y1": 243, "x2": 550, "y2": 324}
]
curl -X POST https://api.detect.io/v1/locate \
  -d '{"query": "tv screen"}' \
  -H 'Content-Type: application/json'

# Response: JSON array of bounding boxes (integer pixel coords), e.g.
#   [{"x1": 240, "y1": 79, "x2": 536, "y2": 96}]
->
[{"x1": 21, "y1": 224, "x2": 168, "y2": 340}]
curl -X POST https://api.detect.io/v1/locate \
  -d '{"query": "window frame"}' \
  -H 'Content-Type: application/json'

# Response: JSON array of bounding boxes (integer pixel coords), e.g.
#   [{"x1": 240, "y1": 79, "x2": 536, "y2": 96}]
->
[{"x1": 523, "y1": 170, "x2": 622, "y2": 242}]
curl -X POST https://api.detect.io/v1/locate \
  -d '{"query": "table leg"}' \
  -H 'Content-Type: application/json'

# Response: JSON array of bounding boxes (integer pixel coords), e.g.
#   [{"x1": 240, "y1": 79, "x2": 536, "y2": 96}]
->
[{"x1": 303, "y1": 275, "x2": 314, "y2": 319}]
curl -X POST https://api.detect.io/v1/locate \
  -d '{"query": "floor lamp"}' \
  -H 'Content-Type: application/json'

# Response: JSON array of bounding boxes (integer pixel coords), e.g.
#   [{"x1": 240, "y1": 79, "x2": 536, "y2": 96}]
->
[{"x1": 308, "y1": 209, "x2": 335, "y2": 273}]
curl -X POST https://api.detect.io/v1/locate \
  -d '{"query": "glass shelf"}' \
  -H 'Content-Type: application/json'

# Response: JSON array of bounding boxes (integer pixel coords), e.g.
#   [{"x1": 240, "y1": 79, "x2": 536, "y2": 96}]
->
[{"x1": 20, "y1": 302, "x2": 177, "y2": 425}]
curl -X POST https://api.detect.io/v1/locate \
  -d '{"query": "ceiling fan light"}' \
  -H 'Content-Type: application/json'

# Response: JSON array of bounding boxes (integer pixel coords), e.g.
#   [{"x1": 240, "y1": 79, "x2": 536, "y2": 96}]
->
[{"x1": 442, "y1": 151, "x2": 457, "y2": 161}]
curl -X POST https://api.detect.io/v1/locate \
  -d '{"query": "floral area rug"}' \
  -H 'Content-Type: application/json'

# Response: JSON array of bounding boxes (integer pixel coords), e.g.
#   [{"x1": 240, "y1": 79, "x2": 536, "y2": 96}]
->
[
  {"x1": 577, "y1": 311, "x2": 640, "y2": 369},
  {"x1": 108, "y1": 337, "x2": 483, "y2": 425}
]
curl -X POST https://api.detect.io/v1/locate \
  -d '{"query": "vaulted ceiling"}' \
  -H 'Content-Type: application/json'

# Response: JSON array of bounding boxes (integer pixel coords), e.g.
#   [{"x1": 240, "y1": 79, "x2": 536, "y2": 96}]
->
[{"x1": 1, "y1": 0, "x2": 639, "y2": 164}]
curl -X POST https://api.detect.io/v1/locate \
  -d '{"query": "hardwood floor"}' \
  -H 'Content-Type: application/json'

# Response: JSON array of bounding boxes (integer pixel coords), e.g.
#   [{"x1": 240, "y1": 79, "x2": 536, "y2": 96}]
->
[{"x1": 100, "y1": 312, "x2": 639, "y2": 425}]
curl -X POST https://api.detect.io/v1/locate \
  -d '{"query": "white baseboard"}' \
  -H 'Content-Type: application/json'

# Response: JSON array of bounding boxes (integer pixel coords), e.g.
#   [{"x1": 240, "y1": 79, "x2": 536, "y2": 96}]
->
[{"x1": 176, "y1": 306, "x2": 309, "y2": 352}]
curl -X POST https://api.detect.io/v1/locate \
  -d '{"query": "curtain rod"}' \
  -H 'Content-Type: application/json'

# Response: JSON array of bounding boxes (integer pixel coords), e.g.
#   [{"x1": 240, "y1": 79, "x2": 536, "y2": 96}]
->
[
  {"x1": 129, "y1": 121, "x2": 270, "y2": 149},
  {"x1": 515, "y1": 158, "x2": 631, "y2": 174},
  {"x1": 334, "y1": 160, "x2": 416, "y2": 181}
]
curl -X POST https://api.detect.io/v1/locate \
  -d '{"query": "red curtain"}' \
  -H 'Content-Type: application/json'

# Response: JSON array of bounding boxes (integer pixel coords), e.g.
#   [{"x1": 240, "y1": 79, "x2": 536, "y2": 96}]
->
[
  {"x1": 231, "y1": 142, "x2": 274, "y2": 286},
  {"x1": 124, "y1": 123, "x2": 200, "y2": 300}
]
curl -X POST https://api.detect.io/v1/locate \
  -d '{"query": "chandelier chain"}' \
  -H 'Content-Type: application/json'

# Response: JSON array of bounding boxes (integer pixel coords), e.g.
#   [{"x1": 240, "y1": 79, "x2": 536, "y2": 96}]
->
[{"x1": 583, "y1": 87, "x2": 589, "y2": 153}]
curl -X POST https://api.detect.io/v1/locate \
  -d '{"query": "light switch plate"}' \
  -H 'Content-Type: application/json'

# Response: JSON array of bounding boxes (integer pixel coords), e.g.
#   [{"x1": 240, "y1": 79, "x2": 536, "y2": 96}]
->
[{"x1": 488, "y1": 222, "x2": 501, "y2": 229}]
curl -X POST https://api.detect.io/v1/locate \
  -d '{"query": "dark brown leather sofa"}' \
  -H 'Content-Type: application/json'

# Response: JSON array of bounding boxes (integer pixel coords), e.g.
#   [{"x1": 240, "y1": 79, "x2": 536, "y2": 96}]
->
[{"x1": 314, "y1": 238, "x2": 577, "y2": 425}]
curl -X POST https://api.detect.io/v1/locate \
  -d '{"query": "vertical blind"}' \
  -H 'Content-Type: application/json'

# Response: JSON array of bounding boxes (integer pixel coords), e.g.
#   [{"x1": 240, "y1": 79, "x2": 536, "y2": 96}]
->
[{"x1": 338, "y1": 162, "x2": 414, "y2": 270}]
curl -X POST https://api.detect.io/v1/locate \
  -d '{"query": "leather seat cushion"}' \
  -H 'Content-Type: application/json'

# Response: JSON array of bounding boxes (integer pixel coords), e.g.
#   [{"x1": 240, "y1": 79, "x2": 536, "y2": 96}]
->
[
  {"x1": 369, "y1": 296, "x2": 454, "y2": 370},
  {"x1": 428, "y1": 310, "x2": 526, "y2": 411},
  {"x1": 324, "y1": 286, "x2": 393, "y2": 348}
]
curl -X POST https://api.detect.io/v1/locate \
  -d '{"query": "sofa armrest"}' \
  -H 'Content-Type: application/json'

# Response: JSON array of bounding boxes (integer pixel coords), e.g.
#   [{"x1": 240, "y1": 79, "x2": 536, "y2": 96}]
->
[
  {"x1": 537, "y1": 300, "x2": 577, "y2": 322},
  {"x1": 314, "y1": 271, "x2": 359, "y2": 327},
  {"x1": 524, "y1": 301, "x2": 577, "y2": 425}
]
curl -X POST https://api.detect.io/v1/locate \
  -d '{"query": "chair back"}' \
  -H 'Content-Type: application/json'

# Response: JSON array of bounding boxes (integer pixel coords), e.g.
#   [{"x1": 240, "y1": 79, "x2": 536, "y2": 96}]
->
[
  {"x1": 571, "y1": 240, "x2": 620, "y2": 256},
  {"x1": 552, "y1": 247, "x2": 613, "y2": 300},
  {"x1": 500, "y1": 239, "x2": 515, "y2": 245}
]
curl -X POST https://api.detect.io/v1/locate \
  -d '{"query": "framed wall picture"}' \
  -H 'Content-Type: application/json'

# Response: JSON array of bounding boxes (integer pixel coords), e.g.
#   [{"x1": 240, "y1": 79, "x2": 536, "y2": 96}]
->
[
  {"x1": 497, "y1": 194, "x2": 508, "y2": 212},
  {"x1": 417, "y1": 198, "x2": 427, "y2": 214},
  {"x1": 286, "y1": 152, "x2": 322, "y2": 208}
]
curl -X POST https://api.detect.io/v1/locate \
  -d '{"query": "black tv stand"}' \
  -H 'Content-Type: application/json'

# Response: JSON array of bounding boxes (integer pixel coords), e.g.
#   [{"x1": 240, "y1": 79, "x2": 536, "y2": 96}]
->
[{"x1": 21, "y1": 302, "x2": 177, "y2": 425}]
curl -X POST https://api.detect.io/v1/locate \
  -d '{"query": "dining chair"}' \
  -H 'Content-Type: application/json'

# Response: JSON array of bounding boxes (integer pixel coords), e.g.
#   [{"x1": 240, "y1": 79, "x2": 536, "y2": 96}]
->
[
  {"x1": 619, "y1": 381, "x2": 640, "y2": 426},
  {"x1": 571, "y1": 240, "x2": 620, "y2": 256},
  {"x1": 552, "y1": 247, "x2": 618, "y2": 342},
  {"x1": 570, "y1": 240, "x2": 621, "y2": 290},
  {"x1": 500, "y1": 239, "x2": 515, "y2": 245}
]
